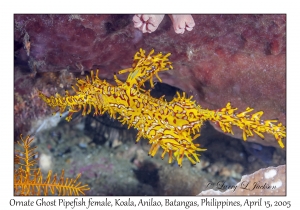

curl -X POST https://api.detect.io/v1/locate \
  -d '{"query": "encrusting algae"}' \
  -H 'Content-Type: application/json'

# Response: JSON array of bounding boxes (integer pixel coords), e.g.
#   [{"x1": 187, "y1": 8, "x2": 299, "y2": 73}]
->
[{"x1": 38, "y1": 48, "x2": 286, "y2": 167}]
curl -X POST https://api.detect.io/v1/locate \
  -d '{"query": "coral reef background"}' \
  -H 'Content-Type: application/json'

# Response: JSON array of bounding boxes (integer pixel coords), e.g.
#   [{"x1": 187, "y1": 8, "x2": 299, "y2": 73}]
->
[{"x1": 14, "y1": 14, "x2": 286, "y2": 195}]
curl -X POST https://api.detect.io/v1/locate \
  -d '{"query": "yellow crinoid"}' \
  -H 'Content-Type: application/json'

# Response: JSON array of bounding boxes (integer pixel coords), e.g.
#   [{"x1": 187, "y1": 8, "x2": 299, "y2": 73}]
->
[{"x1": 14, "y1": 134, "x2": 90, "y2": 195}]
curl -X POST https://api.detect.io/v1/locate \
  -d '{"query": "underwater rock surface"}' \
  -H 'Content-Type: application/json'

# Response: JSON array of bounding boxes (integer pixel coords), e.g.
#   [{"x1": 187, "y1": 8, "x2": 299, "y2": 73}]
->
[{"x1": 14, "y1": 14, "x2": 286, "y2": 147}]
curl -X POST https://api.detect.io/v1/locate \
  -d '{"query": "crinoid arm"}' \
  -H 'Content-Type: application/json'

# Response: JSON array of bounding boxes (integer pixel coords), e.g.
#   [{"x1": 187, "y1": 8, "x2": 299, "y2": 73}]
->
[{"x1": 14, "y1": 135, "x2": 90, "y2": 195}]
